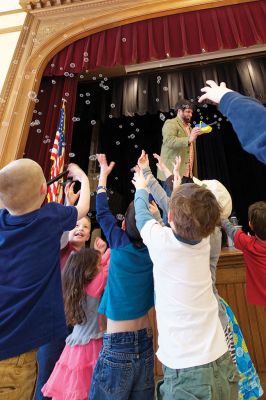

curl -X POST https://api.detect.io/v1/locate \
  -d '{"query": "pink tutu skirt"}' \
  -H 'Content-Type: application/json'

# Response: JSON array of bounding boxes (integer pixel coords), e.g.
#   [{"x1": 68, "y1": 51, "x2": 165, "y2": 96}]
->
[{"x1": 42, "y1": 338, "x2": 103, "y2": 400}]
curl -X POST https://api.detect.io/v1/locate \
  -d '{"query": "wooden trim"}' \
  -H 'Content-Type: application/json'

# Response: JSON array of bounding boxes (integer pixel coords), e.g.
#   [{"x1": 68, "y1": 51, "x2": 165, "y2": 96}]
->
[
  {"x1": 0, "y1": 9, "x2": 25, "y2": 17},
  {"x1": 0, "y1": 26, "x2": 23, "y2": 34}
]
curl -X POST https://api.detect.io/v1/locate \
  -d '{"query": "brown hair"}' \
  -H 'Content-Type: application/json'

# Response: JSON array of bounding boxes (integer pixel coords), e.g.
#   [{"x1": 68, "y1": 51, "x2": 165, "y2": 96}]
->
[
  {"x1": 169, "y1": 183, "x2": 221, "y2": 241},
  {"x1": 248, "y1": 201, "x2": 266, "y2": 240},
  {"x1": 124, "y1": 201, "x2": 143, "y2": 246},
  {"x1": 62, "y1": 248, "x2": 100, "y2": 325},
  {"x1": 175, "y1": 99, "x2": 194, "y2": 112}
]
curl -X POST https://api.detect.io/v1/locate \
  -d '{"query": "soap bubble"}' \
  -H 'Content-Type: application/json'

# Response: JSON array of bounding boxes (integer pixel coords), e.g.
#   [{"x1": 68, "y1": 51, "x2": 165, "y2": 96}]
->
[
  {"x1": 91, "y1": 120, "x2": 96, "y2": 125},
  {"x1": 110, "y1": 103, "x2": 115, "y2": 108},
  {"x1": 155, "y1": 98, "x2": 159, "y2": 102},
  {"x1": 109, "y1": 115, "x2": 113, "y2": 119},
  {"x1": 85, "y1": 100, "x2": 90, "y2": 105},
  {"x1": 90, "y1": 192, "x2": 95, "y2": 197},
  {"x1": 134, "y1": 144, "x2": 138, "y2": 148},
  {"x1": 36, "y1": 129, "x2": 41, "y2": 133},
  {"x1": 122, "y1": 37, "x2": 127, "y2": 42},
  {"x1": 84, "y1": 58, "x2": 89, "y2": 62},
  {"x1": 118, "y1": 125, "x2": 123, "y2": 129},
  {"x1": 218, "y1": 117, "x2": 222, "y2": 121},
  {"x1": 38, "y1": 112, "x2": 42, "y2": 115},
  {"x1": 214, "y1": 114, "x2": 217, "y2": 118},
  {"x1": 86, "y1": 92, "x2": 90, "y2": 97},
  {"x1": 69, "y1": 73, "x2": 74, "y2": 78},
  {"x1": 28, "y1": 91, "x2": 37, "y2": 100},
  {"x1": 163, "y1": 86, "x2": 168, "y2": 91},
  {"x1": 69, "y1": 153, "x2": 75, "y2": 158},
  {"x1": 92, "y1": 76, "x2": 96, "y2": 80},
  {"x1": 130, "y1": 122, "x2": 134, "y2": 126},
  {"x1": 130, "y1": 134, "x2": 135, "y2": 139},
  {"x1": 116, "y1": 141, "x2": 120, "y2": 145},
  {"x1": 64, "y1": 92, "x2": 69, "y2": 97},
  {"x1": 143, "y1": 90, "x2": 147, "y2": 94},
  {"x1": 104, "y1": 77, "x2": 108, "y2": 81},
  {"x1": 84, "y1": 52, "x2": 88, "y2": 57},
  {"x1": 159, "y1": 113, "x2": 165, "y2": 121},
  {"x1": 89, "y1": 154, "x2": 97, "y2": 161},
  {"x1": 13, "y1": 60, "x2": 18, "y2": 65},
  {"x1": 80, "y1": 93, "x2": 84, "y2": 97},
  {"x1": 70, "y1": 63, "x2": 75, "y2": 68},
  {"x1": 79, "y1": 75, "x2": 84, "y2": 79},
  {"x1": 135, "y1": 128, "x2": 139, "y2": 132},
  {"x1": 64, "y1": 72, "x2": 69, "y2": 77},
  {"x1": 131, "y1": 189, "x2": 135, "y2": 193},
  {"x1": 197, "y1": 109, "x2": 200, "y2": 112},
  {"x1": 99, "y1": 74, "x2": 103, "y2": 78},
  {"x1": 104, "y1": 86, "x2": 109, "y2": 90},
  {"x1": 52, "y1": 80, "x2": 56, "y2": 84},
  {"x1": 116, "y1": 214, "x2": 124, "y2": 221},
  {"x1": 114, "y1": 176, "x2": 119, "y2": 180}
]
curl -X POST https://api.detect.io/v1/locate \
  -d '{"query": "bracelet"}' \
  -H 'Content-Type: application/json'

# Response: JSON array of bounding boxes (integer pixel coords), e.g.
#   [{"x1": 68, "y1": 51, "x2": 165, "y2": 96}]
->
[{"x1": 97, "y1": 185, "x2": 107, "y2": 191}]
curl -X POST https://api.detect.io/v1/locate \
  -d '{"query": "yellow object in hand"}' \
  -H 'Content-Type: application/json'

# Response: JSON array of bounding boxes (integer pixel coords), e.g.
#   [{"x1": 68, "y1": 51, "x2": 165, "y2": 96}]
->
[{"x1": 197, "y1": 121, "x2": 213, "y2": 134}]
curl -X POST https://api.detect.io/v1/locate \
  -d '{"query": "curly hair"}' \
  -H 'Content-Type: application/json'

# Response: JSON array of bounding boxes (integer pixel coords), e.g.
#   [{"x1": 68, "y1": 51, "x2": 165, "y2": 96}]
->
[
  {"x1": 169, "y1": 183, "x2": 221, "y2": 241},
  {"x1": 62, "y1": 248, "x2": 100, "y2": 326}
]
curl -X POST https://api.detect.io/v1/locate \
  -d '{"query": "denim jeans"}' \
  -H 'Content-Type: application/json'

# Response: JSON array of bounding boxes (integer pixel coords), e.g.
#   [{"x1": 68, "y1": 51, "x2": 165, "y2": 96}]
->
[
  {"x1": 0, "y1": 350, "x2": 37, "y2": 400},
  {"x1": 89, "y1": 328, "x2": 155, "y2": 400},
  {"x1": 156, "y1": 351, "x2": 239, "y2": 400}
]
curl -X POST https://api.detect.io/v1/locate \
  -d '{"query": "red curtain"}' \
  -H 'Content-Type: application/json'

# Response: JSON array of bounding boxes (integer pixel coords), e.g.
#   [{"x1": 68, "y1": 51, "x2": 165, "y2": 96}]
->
[
  {"x1": 24, "y1": 76, "x2": 78, "y2": 179},
  {"x1": 44, "y1": 1, "x2": 266, "y2": 76}
]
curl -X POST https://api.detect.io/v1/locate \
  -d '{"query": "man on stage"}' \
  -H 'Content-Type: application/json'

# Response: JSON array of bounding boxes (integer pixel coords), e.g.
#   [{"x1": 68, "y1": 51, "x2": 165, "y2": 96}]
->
[{"x1": 157, "y1": 100, "x2": 201, "y2": 183}]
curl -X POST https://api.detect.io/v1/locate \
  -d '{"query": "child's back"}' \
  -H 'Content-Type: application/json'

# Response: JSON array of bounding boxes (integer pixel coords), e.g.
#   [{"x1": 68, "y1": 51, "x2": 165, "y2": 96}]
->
[{"x1": 0, "y1": 158, "x2": 90, "y2": 399}]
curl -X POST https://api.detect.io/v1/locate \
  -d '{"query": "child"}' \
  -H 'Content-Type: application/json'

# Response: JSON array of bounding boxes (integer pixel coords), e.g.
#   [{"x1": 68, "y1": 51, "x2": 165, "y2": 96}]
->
[
  {"x1": 42, "y1": 247, "x2": 110, "y2": 400},
  {"x1": 0, "y1": 158, "x2": 90, "y2": 400},
  {"x1": 222, "y1": 201, "x2": 266, "y2": 308},
  {"x1": 89, "y1": 154, "x2": 155, "y2": 400},
  {"x1": 133, "y1": 168, "x2": 239, "y2": 399}
]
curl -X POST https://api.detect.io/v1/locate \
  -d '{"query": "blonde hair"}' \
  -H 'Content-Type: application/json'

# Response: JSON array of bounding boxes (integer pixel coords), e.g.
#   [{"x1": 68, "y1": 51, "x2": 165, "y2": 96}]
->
[{"x1": 0, "y1": 158, "x2": 46, "y2": 213}]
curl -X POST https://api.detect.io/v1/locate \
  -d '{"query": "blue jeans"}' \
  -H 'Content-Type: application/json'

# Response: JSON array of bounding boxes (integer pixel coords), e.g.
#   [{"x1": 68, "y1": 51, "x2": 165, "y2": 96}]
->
[{"x1": 89, "y1": 328, "x2": 155, "y2": 400}]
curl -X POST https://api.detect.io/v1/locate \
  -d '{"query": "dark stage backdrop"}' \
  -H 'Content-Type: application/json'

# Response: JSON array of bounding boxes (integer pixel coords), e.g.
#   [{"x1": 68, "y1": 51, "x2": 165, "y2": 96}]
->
[{"x1": 70, "y1": 60, "x2": 266, "y2": 232}]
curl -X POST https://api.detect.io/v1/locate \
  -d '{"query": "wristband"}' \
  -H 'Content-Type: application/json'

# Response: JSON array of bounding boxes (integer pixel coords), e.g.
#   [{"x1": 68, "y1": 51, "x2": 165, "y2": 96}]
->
[{"x1": 97, "y1": 185, "x2": 107, "y2": 191}]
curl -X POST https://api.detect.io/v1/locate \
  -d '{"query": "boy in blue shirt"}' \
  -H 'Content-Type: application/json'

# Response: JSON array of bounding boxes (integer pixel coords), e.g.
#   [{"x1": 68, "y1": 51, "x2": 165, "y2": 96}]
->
[
  {"x1": 0, "y1": 158, "x2": 90, "y2": 399},
  {"x1": 89, "y1": 154, "x2": 155, "y2": 400}
]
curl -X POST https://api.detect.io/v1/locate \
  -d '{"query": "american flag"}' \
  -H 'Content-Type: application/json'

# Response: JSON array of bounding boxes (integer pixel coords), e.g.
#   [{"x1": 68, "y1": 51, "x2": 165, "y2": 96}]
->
[{"x1": 47, "y1": 101, "x2": 66, "y2": 203}]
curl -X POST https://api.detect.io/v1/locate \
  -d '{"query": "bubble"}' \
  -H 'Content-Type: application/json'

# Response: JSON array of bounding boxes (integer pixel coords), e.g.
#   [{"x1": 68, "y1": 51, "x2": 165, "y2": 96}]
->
[
  {"x1": 203, "y1": 104, "x2": 208, "y2": 108},
  {"x1": 72, "y1": 117, "x2": 77, "y2": 122},
  {"x1": 122, "y1": 37, "x2": 127, "y2": 42},
  {"x1": 85, "y1": 100, "x2": 91, "y2": 105},
  {"x1": 190, "y1": 99, "x2": 194, "y2": 102},
  {"x1": 33, "y1": 110, "x2": 37, "y2": 114},
  {"x1": 104, "y1": 77, "x2": 108, "y2": 81},
  {"x1": 116, "y1": 141, "x2": 120, "y2": 145},
  {"x1": 119, "y1": 125, "x2": 123, "y2": 129},
  {"x1": 51, "y1": 63, "x2": 55, "y2": 68},
  {"x1": 214, "y1": 114, "x2": 217, "y2": 118},
  {"x1": 84, "y1": 58, "x2": 89, "y2": 62},
  {"x1": 99, "y1": 74, "x2": 103, "y2": 78},
  {"x1": 80, "y1": 75, "x2": 84, "y2": 79},
  {"x1": 104, "y1": 86, "x2": 109, "y2": 91},
  {"x1": 28, "y1": 90, "x2": 37, "y2": 100},
  {"x1": 197, "y1": 108, "x2": 200, "y2": 112},
  {"x1": 159, "y1": 113, "x2": 165, "y2": 121},
  {"x1": 91, "y1": 120, "x2": 96, "y2": 126},
  {"x1": 38, "y1": 112, "x2": 42, "y2": 115},
  {"x1": 130, "y1": 122, "x2": 134, "y2": 127},
  {"x1": 69, "y1": 73, "x2": 74, "y2": 78},
  {"x1": 30, "y1": 122, "x2": 35, "y2": 127},
  {"x1": 76, "y1": 118, "x2": 80, "y2": 122},
  {"x1": 52, "y1": 80, "x2": 56, "y2": 85},
  {"x1": 170, "y1": 112, "x2": 174, "y2": 116},
  {"x1": 84, "y1": 51, "x2": 88, "y2": 57},
  {"x1": 143, "y1": 90, "x2": 147, "y2": 94},
  {"x1": 155, "y1": 98, "x2": 159, "y2": 102},
  {"x1": 92, "y1": 76, "x2": 97, "y2": 80},
  {"x1": 80, "y1": 93, "x2": 84, "y2": 97},
  {"x1": 206, "y1": 117, "x2": 209, "y2": 120},
  {"x1": 47, "y1": 139, "x2": 51, "y2": 143},
  {"x1": 110, "y1": 103, "x2": 115, "y2": 108},
  {"x1": 40, "y1": 90, "x2": 44, "y2": 93},
  {"x1": 86, "y1": 92, "x2": 90, "y2": 97},
  {"x1": 134, "y1": 144, "x2": 138, "y2": 148},
  {"x1": 34, "y1": 98, "x2": 39, "y2": 103},
  {"x1": 45, "y1": 135, "x2": 49, "y2": 139},
  {"x1": 116, "y1": 214, "x2": 124, "y2": 221},
  {"x1": 114, "y1": 177, "x2": 119, "y2": 180},
  {"x1": 34, "y1": 119, "x2": 40, "y2": 125},
  {"x1": 157, "y1": 76, "x2": 161, "y2": 81},
  {"x1": 131, "y1": 189, "x2": 135, "y2": 193},
  {"x1": 200, "y1": 116, "x2": 204, "y2": 120},
  {"x1": 70, "y1": 63, "x2": 75, "y2": 68},
  {"x1": 36, "y1": 129, "x2": 41, "y2": 133},
  {"x1": 31, "y1": 69, "x2": 36, "y2": 74},
  {"x1": 69, "y1": 153, "x2": 75, "y2": 158},
  {"x1": 218, "y1": 117, "x2": 222, "y2": 121},
  {"x1": 64, "y1": 72, "x2": 69, "y2": 77},
  {"x1": 135, "y1": 128, "x2": 139, "y2": 132},
  {"x1": 109, "y1": 115, "x2": 113, "y2": 119},
  {"x1": 65, "y1": 92, "x2": 69, "y2": 97},
  {"x1": 163, "y1": 86, "x2": 168, "y2": 91},
  {"x1": 130, "y1": 134, "x2": 135, "y2": 139},
  {"x1": 43, "y1": 140, "x2": 48, "y2": 144},
  {"x1": 13, "y1": 60, "x2": 18, "y2": 65},
  {"x1": 54, "y1": 104, "x2": 57, "y2": 108},
  {"x1": 59, "y1": 67, "x2": 63, "y2": 71},
  {"x1": 89, "y1": 155, "x2": 97, "y2": 161}
]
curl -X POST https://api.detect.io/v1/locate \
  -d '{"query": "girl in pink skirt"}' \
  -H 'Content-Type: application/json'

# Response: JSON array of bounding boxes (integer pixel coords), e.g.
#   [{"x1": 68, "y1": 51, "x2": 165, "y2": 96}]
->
[{"x1": 42, "y1": 246, "x2": 110, "y2": 400}]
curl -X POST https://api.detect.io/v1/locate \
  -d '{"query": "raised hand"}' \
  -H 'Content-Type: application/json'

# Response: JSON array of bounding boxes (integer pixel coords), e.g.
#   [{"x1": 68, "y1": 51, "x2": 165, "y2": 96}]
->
[
  {"x1": 153, "y1": 153, "x2": 172, "y2": 179},
  {"x1": 149, "y1": 200, "x2": 159, "y2": 215},
  {"x1": 67, "y1": 163, "x2": 87, "y2": 182},
  {"x1": 94, "y1": 236, "x2": 107, "y2": 255},
  {"x1": 172, "y1": 156, "x2": 181, "y2": 190},
  {"x1": 97, "y1": 154, "x2": 115, "y2": 176},
  {"x1": 132, "y1": 168, "x2": 150, "y2": 190},
  {"x1": 198, "y1": 80, "x2": 233, "y2": 104},
  {"x1": 65, "y1": 181, "x2": 80, "y2": 205},
  {"x1": 137, "y1": 150, "x2": 149, "y2": 170}
]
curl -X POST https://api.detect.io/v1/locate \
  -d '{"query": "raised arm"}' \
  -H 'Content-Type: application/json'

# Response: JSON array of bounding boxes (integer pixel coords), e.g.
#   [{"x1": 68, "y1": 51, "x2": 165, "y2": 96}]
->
[
  {"x1": 67, "y1": 163, "x2": 90, "y2": 220},
  {"x1": 198, "y1": 80, "x2": 266, "y2": 164},
  {"x1": 137, "y1": 150, "x2": 169, "y2": 217},
  {"x1": 96, "y1": 154, "x2": 130, "y2": 249}
]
